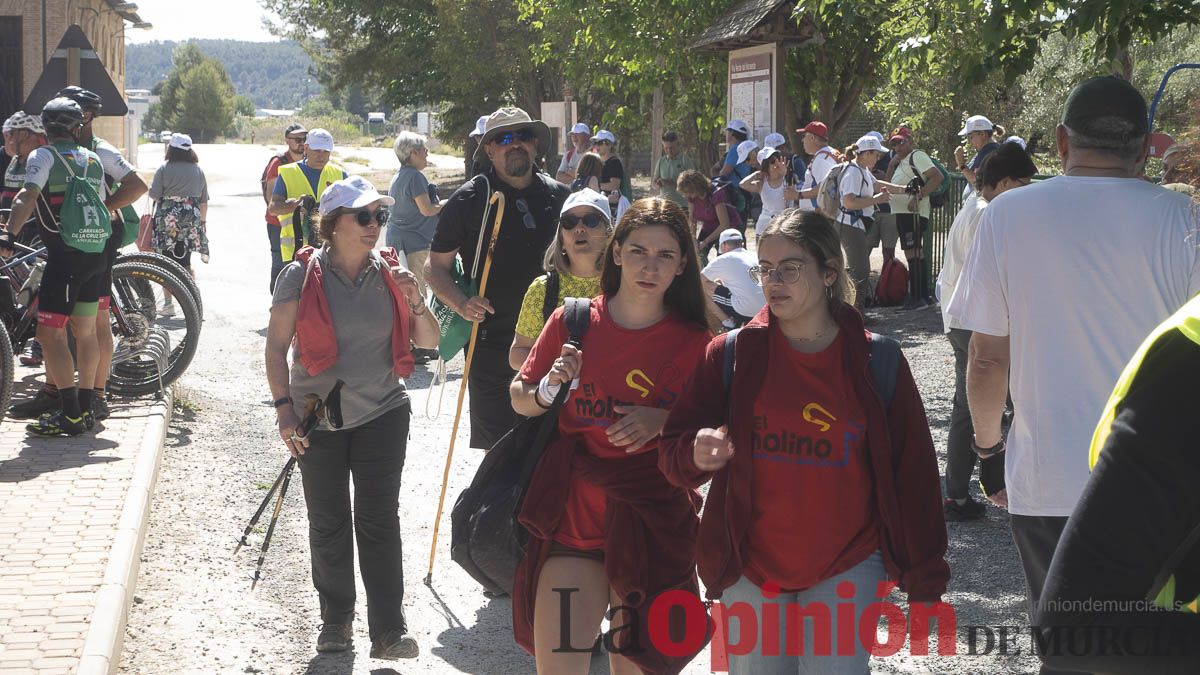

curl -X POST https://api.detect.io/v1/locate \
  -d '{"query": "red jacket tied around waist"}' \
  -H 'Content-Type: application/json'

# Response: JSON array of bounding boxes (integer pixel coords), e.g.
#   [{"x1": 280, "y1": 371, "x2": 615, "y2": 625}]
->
[
  {"x1": 292, "y1": 245, "x2": 414, "y2": 378},
  {"x1": 513, "y1": 436, "x2": 709, "y2": 674},
  {"x1": 659, "y1": 304, "x2": 950, "y2": 604}
]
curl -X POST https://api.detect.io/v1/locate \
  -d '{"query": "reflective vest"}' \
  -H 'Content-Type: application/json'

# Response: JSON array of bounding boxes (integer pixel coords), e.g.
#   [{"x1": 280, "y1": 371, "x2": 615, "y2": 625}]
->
[
  {"x1": 1090, "y1": 292, "x2": 1200, "y2": 613},
  {"x1": 277, "y1": 162, "x2": 343, "y2": 261}
]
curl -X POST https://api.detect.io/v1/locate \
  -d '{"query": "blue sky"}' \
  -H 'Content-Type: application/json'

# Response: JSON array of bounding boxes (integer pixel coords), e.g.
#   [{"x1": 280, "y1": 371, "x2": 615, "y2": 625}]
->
[{"x1": 125, "y1": 0, "x2": 281, "y2": 44}]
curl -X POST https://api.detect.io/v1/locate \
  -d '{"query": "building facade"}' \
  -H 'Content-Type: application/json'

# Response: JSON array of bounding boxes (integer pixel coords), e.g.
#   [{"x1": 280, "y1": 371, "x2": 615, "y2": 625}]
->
[{"x1": 0, "y1": 0, "x2": 147, "y2": 153}]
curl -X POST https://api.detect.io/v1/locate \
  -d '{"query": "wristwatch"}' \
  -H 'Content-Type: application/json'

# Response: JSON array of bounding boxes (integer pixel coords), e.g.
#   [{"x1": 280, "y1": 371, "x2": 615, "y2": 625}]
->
[{"x1": 273, "y1": 396, "x2": 292, "y2": 409}]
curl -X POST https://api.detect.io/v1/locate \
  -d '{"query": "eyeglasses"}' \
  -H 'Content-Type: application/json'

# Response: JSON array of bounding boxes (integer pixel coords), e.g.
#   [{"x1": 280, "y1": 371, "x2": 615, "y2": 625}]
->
[
  {"x1": 559, "y1": 212, "x2": 605, "y2": 229},
  {"x1": 492, "y1": 129, "x2": 538, "y2": 146},
  {"x1": 749, "y1": 260, "x2": 810, "y2": 286},
  {"x1": 515, "y1": 198, "x2": 537, "y2": 230},
  {"x1": 346, "y1": 207, "x2": 387, "y2": 227}
]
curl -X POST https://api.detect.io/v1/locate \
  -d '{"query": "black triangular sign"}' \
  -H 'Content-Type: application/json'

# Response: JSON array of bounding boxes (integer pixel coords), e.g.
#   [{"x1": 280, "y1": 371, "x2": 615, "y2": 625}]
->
[{"x1": 22, "y1": 25, "x2": 128, "y2": 116}]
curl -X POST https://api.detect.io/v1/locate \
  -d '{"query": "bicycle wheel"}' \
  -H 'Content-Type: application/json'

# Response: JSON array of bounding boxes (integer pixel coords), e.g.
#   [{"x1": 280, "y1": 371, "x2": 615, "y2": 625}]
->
[
  {"x1": 0, "y1": 327, "x2": 12, "y2": 420},
  {"x1": 107, "y1": 260, "x2": 202, "y2": 397},
  {"x1": 116, "y1": 251, "x2": 204, "y2": 319}
]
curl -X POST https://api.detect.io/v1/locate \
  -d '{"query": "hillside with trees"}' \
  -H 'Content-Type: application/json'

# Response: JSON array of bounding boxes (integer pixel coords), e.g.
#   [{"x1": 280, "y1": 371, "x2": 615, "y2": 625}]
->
[{"x1": 127, "y1": 40, "x2": 320, "y2": 109}]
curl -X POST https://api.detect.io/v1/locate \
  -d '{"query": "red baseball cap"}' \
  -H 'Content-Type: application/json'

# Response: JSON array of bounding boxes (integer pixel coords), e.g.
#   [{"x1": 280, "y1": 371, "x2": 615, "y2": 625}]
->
[{"x1": 797, "y1": 121, "x2": 828, "y2": 138}]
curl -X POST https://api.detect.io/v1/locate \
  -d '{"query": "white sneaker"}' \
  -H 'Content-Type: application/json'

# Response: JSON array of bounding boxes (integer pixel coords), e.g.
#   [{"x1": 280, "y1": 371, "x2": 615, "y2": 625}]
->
[{"x1": 157, "y1": 299, "x2": 176, "y2": 318}]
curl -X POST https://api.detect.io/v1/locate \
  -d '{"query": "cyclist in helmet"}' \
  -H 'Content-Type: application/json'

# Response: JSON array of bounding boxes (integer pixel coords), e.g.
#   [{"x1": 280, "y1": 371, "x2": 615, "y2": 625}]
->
[
  {"x1": 8, "y1": 86, "x2": 150, "y2": 423},
  {"x1": 3, "y1": 98, "x2": 111, "y2": 436}
]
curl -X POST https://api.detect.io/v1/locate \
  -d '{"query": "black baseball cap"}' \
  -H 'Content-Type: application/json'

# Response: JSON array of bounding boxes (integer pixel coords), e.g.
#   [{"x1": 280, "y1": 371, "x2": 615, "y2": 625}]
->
[{"x1": 1061, "y1": 76, "x2": 1148, "y2": 140}]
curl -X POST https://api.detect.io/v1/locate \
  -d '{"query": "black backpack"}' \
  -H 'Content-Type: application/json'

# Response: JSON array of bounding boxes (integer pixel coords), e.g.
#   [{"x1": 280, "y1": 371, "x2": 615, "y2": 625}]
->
[{"x1": 451, "y1": 297, "x2": 592, "y2": 595}]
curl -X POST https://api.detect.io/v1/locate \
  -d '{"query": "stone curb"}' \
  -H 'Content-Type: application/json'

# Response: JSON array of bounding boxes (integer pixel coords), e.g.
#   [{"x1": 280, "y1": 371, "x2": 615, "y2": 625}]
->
[{"x1": 76, "y1": 389, "x2": 174, "y2": 675}]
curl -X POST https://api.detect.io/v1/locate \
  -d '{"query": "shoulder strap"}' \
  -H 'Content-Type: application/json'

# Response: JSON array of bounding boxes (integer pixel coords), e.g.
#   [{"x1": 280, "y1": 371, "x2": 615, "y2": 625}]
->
[
  {"x1": 1148, "y1": 524, "x2": 1200, "y2": 604},
  {"x1": 542, "y1": 271, "x2": 561, "y2": 322},
  {"x1": 868, "y1": 332, "x2": 901, "y2": 407},
  {"x1": 722, "y1": 327, "x2": 742, "y2": 393},
  {"x1": 562, "y1": 297, "x2": 591, "y2": 344}
]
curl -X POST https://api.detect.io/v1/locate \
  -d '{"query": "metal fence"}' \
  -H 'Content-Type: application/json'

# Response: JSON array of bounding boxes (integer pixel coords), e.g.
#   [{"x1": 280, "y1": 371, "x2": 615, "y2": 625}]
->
[{"x1": 926, "y1": 172, "x2": 969, "y2": 295}]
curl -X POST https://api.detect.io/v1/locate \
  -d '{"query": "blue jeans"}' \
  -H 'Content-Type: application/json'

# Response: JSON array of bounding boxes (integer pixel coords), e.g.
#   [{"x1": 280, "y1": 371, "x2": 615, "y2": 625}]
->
[
  {"x1": 267, "y1": 223, "x2": 284, "y2": 292},
  {"x1": 723, "y1": 551, "x2": 886, "y2": 675}
]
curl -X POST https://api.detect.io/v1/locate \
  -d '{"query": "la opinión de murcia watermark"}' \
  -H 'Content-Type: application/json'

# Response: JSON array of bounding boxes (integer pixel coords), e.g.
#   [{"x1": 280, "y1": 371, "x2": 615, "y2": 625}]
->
[{"x1": 551, "y1": 584, "x2": 1195, "y2": 662}]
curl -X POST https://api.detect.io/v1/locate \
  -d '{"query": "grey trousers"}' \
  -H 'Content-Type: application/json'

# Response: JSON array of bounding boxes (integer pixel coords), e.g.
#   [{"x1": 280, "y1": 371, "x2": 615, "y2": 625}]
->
[{"x1": 839, "y1": 223, "x2": 870, "y2": 308}]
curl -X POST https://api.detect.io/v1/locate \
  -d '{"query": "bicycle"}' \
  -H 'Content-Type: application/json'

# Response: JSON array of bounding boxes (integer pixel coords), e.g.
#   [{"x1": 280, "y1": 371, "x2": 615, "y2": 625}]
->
[{"x1": 0, "y1": 238, "x2": 203, "y2": 413}]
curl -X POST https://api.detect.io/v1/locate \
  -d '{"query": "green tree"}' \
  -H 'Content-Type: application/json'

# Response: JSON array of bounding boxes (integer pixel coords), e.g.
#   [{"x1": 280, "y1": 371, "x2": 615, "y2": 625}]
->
[
  {"x1": 174, "y1": 61, "x2": 235, "y2": 142},
  {"x1": 232, "y1": 95, "x2": 256, "y2": 117}
]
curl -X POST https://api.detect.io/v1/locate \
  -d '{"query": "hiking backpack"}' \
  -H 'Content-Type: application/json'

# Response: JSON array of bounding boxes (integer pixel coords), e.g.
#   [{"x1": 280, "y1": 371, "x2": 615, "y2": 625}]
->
[
  {"x1": 908, "y1": 151, "x2": 953, "y2": 208},
  {"x1": 816, "y1": 162, "x2": 868, "y2": 225},
  {"x1": 874, "y1": 257, "x2": 909, "y2": 306},
  {"x1": 709, "y1": 175, "x2": 747, "y2": 233},
  {"x1": 41, "y1": 146, "x2": 110, "y2": 254}
]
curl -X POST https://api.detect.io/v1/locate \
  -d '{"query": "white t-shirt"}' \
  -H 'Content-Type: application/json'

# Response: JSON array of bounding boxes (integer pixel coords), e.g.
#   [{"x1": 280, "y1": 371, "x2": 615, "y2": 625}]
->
[
  {"x1": 754, "y1": 176, "x2": 789, "y2": 235},
  {"x1": 92, "y1": 138, "x2": 136, "y2": 184},
  {"x1": 701, "y1": 247, "x2": 765, "y2": 318},
  {"x1": 837, "y1": 162, "x2": 875, "y2": 228},
  {"x1": 937, "y1": 194, "x2": 984, "y2": 331},
  {"x1": 557, "y1": 147, "x2": 584, "y2": 176},
  {"x1": 946, "y1": 176, "x2": 1200, "y2": 517},
  {"x1": 798, "y1": 146, "x2": 837, "y2": 211}
]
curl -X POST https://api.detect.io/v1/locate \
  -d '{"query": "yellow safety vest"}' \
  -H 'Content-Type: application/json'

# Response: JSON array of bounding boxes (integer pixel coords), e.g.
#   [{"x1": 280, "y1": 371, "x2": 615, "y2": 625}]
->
[
  {"x1": 277, "y1": 162, "x2": 344, "y2": 261},
  {"x1": 1089, "y1": 292, "x2": 1200, "y2": 613}
]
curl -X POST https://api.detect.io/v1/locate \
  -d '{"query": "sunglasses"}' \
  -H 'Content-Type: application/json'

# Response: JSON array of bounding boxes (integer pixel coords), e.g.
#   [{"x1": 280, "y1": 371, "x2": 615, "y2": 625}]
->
[
  {"x1": 345, "y1": 207, "x2": 388, "y2": 227},
  {"x1": 287, "y1": 135, "x2": 307, "y2": 142},
  {"x1": 492, "y1": 129, "x2": 538, "y2": 146},
  {"x1": 559, "y1": 212, "x2": 606, "y2": 229}
]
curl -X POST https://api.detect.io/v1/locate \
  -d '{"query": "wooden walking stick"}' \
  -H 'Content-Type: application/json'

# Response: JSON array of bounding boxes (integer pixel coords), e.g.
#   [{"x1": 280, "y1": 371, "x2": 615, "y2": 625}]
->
[{"x1": 425, "y1": 190, "x2": 506, "y2": 586}]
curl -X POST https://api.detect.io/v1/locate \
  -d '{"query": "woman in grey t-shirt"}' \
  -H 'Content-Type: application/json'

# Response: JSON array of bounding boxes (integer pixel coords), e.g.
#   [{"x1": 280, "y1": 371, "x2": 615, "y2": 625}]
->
[
  {"x1": 386, "y1": 131, "x2": 441, "y2": 295},
  {"x1": 266, "y1": 176, "x2": 439, "y2": 659}
]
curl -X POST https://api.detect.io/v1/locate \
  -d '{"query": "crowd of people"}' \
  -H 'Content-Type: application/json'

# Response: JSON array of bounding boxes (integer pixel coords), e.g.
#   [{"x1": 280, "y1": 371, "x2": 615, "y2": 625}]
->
[
  {"x1": 259, "y1": 72, "x2": 1200, "y2": 675},
  {"x1": 4, "y1": 69, "x2": 1191, "y2": 673}
]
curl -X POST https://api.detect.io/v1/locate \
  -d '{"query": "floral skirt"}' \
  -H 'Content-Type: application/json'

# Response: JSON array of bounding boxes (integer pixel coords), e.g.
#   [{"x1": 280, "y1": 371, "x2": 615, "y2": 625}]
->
[{"x1": 152, "y1": 196, "x2": 209, "y2": 256}]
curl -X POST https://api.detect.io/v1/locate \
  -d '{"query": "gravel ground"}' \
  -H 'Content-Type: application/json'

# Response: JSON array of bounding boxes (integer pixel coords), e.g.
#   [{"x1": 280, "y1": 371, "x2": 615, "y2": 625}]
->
[{"x1": 120, "y1": 145, "x2": 1041, "y2": 674}]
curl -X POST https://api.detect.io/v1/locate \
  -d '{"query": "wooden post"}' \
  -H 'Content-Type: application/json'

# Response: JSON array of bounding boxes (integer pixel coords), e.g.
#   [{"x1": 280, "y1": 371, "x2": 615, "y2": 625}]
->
[{"x1": 67, "y1": 48, "x2": 81, "y2": 86}]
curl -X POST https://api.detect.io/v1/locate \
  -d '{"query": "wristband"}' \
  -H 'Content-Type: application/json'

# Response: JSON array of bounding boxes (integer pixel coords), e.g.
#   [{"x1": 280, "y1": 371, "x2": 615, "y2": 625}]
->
[
  {"x1": 273, "y1": 396, "x2": 292, "y2": 409},
  {"x1": 537, "y1": 376, "x2": 562, "y2": 408},
  {"x1": 972, "y1": 437, "x2": 1005, "y2": 458}
]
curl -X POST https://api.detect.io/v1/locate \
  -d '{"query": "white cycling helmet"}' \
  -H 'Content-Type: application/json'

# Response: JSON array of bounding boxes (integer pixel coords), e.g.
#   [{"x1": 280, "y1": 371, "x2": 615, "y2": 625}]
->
[{"x1": 2, "y1": 111, "x2": 45, "y2": 135}]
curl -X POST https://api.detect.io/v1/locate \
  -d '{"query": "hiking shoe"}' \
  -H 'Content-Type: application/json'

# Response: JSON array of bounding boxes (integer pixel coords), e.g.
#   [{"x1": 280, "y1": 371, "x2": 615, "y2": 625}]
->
[
  {"x1": 91, "y1": 396, "x2": 110, "y2": 422},
  {"x1": 9, "y1": 388, "x2": 61, "y2": 419},
  {"x1": 899, "y1": 296, "x2": 922, "y2": 311},
  {"x1": 83, "y1": 409, "x2": 95, "y2": 431},
  {"x1": 370, "y1": 629, "x2": 418, "y2": 660},
  {"x1": 944, "y1": 496, "x2": 987, "y2": 521},
  {"x1": 157, "y1": 299, "x2": 176, "y2": 318},
  {"x1": 315, "y1": 623, "x2": 353, "y2": 653},
  {"x1": 19, "y1": 339, "x2": 43, "y2": 366},
  {"x1": 26, "y1": 410, "x2": 87, "y2": 437}
]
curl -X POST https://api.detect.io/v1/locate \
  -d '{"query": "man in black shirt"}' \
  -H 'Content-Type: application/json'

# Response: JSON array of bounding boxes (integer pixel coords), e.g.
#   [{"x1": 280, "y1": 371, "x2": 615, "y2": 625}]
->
[{"x1": 426, "y1": 107, "x2": 569, "y2": 449}]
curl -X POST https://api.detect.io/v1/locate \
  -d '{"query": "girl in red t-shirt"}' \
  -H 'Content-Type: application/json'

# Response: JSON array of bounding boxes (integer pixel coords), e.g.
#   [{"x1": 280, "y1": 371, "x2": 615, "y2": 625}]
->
[
  {"x1": 511, "y1": 198, "x2": 713, "y2": 674},
  {"x1": 660, "y1": 209, "x2": 949, "y2": 673}
]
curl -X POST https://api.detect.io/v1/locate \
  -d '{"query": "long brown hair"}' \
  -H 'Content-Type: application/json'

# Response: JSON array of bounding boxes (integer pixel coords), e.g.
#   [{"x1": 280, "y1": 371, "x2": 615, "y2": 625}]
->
[{"x1": 599, "y1": 197, "x2": 708, "y2": 328}]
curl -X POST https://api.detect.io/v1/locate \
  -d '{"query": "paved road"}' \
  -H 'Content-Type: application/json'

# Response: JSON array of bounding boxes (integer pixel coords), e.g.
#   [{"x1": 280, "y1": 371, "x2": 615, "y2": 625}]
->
[{"x1": 118, "y1": 143, "x2": 1036, "y2": 674}]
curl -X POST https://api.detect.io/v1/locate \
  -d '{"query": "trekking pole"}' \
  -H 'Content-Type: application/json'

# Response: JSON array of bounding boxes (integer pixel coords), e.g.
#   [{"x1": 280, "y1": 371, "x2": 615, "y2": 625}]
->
[
  {"x1": 233, "y1": 457, "x2": 295, "y2": 556},
  {"x1": 252, "y1": 459, "x2": 296, "y2": 589},
  {"x1": 425, "y1": 190, "x2": 506, "y2": 586}
]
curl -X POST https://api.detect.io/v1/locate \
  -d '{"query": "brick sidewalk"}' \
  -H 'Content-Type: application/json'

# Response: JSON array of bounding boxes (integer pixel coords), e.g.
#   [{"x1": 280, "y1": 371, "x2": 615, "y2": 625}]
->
[{"x1": 0, "y1": 364, "x2": 171, "y2": 674}]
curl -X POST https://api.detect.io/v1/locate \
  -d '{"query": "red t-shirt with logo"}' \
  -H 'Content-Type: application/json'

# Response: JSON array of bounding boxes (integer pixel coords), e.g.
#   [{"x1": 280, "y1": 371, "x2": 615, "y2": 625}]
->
[
  {"x1": 741, "y1": 324, "x2": 880, "y2": 591},
  {"x1": 519, "y1": 295, "x2": 711, "y2": 549}
]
